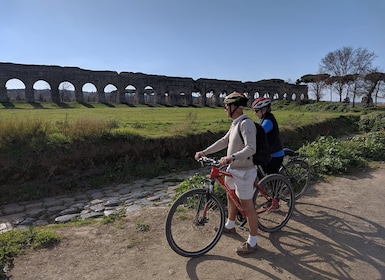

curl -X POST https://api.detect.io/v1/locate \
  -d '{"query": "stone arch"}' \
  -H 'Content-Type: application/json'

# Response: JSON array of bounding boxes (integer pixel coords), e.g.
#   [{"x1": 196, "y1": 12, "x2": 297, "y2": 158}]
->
[
  {"x1": 205, "y1": 89, "x2": 216, "y2": 106},
  {"x1": 33, "y1": 80, "x2": 51, "y2": 102},
  {"x1": 191, "y1": 91, "x2": 201, "y2": 106},
  {"x1": 155, "y1": 87, "x2": 171, "y2": 106},
  {"x1": 6, "y1": 78, "x2": 25, "y2": 101},
  {"x1": 124, "y1": 85, "x2": 136, "y2": 104},
  {"x1": 218, "y1": 90, "x2": 227, "y2": 106},
  {"x1": 104, "y1": 84, "x2": 118, "y2": 104},
  {"x1": 59, "y1": 81, "x2": 75, "y2": 102},
  {"x1": 144, "y1": 85, "x2": 155, "y2": 105},
  {"x1": 179, "y1": 92, "x2": 187, "y2": 106},
  {"x1": 299, "y1": 92, "x2": 306, "y2": 101},
  {"x1": 82, "y1": 83, "x2": 97, "y2": 102}
]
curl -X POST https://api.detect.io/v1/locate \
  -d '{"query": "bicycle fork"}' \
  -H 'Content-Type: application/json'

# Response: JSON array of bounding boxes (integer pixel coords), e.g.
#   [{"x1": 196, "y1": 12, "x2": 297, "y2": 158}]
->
[{"x1": 194, "y1": 179, "x2": 215, "y2": 226}]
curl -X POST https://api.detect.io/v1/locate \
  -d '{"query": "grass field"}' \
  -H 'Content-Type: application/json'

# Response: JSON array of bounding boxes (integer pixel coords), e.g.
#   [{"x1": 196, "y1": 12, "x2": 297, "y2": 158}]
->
[
  {"x1": 0, "y1": 101, "x2": 343, "y2": 138},
  {"x1": 0, "y1": 100, "x2": 376, "y2": 204}
]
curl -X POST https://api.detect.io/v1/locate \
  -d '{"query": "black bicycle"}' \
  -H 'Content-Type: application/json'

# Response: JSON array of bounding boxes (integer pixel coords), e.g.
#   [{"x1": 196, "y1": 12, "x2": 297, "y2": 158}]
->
[{"x1": 257, "y1": 148, "x2": 311, "y2": 200}]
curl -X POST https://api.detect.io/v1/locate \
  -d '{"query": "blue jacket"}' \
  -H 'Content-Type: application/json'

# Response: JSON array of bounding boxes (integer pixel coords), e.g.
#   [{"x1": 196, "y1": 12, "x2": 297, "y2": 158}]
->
[{"x1": 260, "y1": 113, "x2": 284, "y2": 157}]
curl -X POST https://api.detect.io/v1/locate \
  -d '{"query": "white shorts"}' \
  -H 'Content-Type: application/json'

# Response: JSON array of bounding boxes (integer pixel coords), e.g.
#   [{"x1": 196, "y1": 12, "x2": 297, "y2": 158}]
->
[{"x1": 225, "y1": 167, "x2": 257, "y2": 200}]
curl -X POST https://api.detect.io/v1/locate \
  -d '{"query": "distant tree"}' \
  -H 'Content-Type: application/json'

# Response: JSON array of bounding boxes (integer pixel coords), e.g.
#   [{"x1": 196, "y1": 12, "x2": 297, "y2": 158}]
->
[
  {"x1": 300, "y1": 74, "x2": 330, "y2": 101},
  {"x1": 344, "y1": 74, "x2": 359, "y2": 106},
  {"x1": 319, "y1": 47, "x2": 377, "y2": 103},
  {"x1": 324, "y1": 75, "x2": 343, "y2": 102},
  {"x1": 365, "y1": 72, "x2": 385, "y2": 106}
]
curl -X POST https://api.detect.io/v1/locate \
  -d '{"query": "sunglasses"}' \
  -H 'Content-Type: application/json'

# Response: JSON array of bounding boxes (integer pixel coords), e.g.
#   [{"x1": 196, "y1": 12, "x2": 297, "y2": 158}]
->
[{"x1": 254, "y1": 109, "x2": 262, "y2": 113}]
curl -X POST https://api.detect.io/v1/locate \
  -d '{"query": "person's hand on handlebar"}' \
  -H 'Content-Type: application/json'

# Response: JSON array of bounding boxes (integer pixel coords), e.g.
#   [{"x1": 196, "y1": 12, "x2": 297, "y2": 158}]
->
[
  {"x1": 195, "y1": 152, "x2": 233, "y2": 166},
  {"x1": 194, "y1": 151, "x2": 206, "y2": 161},
  {"x1": 219, "y1": 155, "x2": 233, "y2": 166}
]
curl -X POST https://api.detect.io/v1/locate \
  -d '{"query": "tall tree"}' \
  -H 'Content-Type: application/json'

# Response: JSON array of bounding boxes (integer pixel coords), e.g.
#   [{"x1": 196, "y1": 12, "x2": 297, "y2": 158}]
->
[
  {"x1": 300, "y1": 74, "x2": 330, "y2": 101},
  {"x1": 344, "y1": 74, "x2": 359, "y2": 106},
  {"x1": 365, "y1": 72, "x2": 385, "y2": 106},
  {"x1": 319, "y1": 47, "x2": 377, "y2": 103}
]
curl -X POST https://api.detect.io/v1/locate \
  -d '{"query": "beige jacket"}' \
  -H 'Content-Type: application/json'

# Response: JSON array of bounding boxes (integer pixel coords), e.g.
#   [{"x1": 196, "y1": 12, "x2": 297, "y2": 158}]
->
[{"x1": 203, "y1": 114, "x2": 256, "y2": 169}]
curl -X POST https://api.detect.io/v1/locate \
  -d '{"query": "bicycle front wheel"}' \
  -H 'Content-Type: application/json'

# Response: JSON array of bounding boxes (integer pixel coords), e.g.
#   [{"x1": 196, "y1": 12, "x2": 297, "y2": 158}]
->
[
  {"x1": 254, "y1": 174, "x2": 295, "y2": 233},
  {"x1": 165, "y1": 188, "x2": 225, "y2": 257},
  {"x1": 280, "y1": 159, "x2": 311, "y2": 200}
]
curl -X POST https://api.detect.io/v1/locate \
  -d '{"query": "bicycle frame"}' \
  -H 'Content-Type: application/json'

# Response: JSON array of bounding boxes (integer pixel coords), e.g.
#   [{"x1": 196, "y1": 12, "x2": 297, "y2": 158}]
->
[
  {"x1": 206, "y1": 164, "x2": 274, "y2": 220},
  {"x1": 208, "y1": 166, "x2": 246, "y2": 218}
]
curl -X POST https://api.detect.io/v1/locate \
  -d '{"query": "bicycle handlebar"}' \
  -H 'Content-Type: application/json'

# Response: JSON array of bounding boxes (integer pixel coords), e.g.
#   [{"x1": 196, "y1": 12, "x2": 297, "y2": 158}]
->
[{"x1": 197, "y1": 156, "x2": 221, "y2": 167}]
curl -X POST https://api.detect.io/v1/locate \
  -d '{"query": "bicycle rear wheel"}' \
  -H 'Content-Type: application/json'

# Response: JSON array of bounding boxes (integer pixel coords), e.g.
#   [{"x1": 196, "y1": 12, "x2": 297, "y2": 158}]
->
[
  {"x1": 165, "y1": 188, "x2": 225, "y2": 257},
  {"x1": 280, "y1": 159, "x2": 311, "y2": 200},
  {"x1": 254, "y1": 174, "x2": 295, "y2": 233}
]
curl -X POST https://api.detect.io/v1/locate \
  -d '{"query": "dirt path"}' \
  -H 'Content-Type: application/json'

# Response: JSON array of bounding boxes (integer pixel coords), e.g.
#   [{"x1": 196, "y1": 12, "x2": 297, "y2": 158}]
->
[{"x1": 7, "y1": 163, "x2": 385, "y2": 280}]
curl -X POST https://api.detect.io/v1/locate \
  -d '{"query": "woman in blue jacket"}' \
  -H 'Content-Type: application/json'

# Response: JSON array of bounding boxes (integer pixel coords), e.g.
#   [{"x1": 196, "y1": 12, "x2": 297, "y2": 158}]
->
[{"x1": 252, "y1": 97, "x2": 284, "y2": 174}]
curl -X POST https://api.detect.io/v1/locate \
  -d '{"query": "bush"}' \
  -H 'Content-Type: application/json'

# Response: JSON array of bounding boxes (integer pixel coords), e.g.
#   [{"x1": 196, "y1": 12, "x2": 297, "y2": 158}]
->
[
  {"x1": 299, "y1": 136, "x2": 364, "y2": 175},
  {"x1": 357, "y1": 112, "x2": 385, "y2": 133},
  {"x1": 299, "y1": 132, "x2": 385, "y2": 177},
  {"x1": 174, "y1": 173, "x2": 227, "y2": 205},
  {"x1": 174, "y1": 173, "x2": 207, "y2": 199},
  {"x1": 349, "y1": 132, "x2": 385, "y2": 161}
]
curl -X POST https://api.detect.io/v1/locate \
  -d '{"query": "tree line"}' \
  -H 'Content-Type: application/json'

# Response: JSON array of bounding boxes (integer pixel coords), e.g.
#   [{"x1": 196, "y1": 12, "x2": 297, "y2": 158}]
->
[{"x1": 297, "y1": 46, "x2": 384, "y2": 107}]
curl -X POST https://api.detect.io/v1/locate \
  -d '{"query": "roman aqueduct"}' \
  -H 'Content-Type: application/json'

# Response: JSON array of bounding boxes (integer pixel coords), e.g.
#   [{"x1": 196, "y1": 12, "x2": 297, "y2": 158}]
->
[{"x1": 0, "y1": 62, "x2": 308, "y2": 106}]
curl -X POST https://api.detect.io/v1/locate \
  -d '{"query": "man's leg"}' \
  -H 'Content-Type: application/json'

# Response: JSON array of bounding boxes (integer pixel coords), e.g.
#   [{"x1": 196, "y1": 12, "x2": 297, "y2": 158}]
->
[
  {"x1": 237, "y1": 198, "x2": 258, "y2": 254},
  {"x1": 224, "y1": 192, "x2": 237, "y2": 230},
  {"x1": 240, "y1": 198, "x2": 258, "y2": 236}
]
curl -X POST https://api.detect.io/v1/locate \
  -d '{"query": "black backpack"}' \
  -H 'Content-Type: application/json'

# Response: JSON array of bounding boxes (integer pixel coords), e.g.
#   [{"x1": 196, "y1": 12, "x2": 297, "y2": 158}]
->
[{"x1": 238, "y1": 117, "x2": 271, "y2": 166}]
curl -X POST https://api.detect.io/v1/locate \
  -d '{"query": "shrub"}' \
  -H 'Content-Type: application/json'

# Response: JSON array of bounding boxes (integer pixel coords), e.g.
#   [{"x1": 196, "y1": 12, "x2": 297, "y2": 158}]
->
[
  {"x1": 349, "y1": 132, "x2": 385, "y2": 161},
  {"x1": 174, "y1": 173, "x2": 207, "y2": 199},
  {"x1": 299, "y1": 136, "x2": 367, "y2": 175},
  {"x1": 357, "y1": 112, "x2": 385, "y2": 133},
  {"x1": 299, "y1": 132, "x2": 385, "y2": 177},
  {"x1": 174, "y1": 173, "x2": 227, "y2": 204}
]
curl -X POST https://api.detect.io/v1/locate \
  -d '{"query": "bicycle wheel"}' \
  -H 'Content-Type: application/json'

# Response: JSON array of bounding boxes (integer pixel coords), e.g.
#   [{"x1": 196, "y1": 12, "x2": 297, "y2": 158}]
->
[
  {"x1": 254, "y1": 174, "x2": 295, "y2": 233},
  {"x1": 280, "y1": 159, "x2": 311, "y2": 200},
  {"x1": 165, "y1": 188, "x2": 225, "y2": 257}
]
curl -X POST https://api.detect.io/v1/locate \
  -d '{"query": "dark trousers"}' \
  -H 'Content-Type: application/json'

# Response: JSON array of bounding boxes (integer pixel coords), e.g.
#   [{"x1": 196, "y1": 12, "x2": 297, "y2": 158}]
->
[{"x1": 262, "y1": 156, "x2": 284, "y2": 174}]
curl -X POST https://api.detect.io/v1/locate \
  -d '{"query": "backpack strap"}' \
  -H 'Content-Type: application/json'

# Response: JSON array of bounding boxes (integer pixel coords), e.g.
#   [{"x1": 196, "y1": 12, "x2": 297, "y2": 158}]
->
[{"x1": 237, "y1": 116, "x2": 250, "y2": 144}]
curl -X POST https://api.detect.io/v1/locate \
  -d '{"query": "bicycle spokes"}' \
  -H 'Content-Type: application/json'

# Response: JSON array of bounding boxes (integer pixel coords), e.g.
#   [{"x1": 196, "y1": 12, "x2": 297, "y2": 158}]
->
[
  {"x1": 165, "y1": 188, "x2": 225, "y2": 257},
  {"x1": 280, "y1": 159, "x2": 311, "y2": 200},
  {"x1": 254, "y1": 174, "x2": 295, "y2": 232}
]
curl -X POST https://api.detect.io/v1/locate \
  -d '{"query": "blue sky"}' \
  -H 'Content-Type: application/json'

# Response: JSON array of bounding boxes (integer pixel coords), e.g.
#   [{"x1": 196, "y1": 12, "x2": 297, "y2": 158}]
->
[{"x1": 1, "y1": 0, "x2": 384, "y2": 84}]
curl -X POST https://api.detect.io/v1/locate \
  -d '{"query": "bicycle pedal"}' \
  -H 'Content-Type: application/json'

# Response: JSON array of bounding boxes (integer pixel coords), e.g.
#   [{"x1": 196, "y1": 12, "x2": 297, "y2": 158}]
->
[{"x1": 237, "y1": 225, "x2": 249, "y2": 232}]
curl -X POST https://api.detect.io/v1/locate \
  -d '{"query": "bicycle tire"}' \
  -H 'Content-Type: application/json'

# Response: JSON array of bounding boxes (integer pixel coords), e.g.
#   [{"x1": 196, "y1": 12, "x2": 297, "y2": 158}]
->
[
  {"x1": 165, "y1": 188, "x2": 225, "y2": 257},
  {"x1": 279, "y1": 159, "x2": 311, "y2": 200},
  {"x1": 254, "y1": 174, "x2": 295, "y2": 233}
]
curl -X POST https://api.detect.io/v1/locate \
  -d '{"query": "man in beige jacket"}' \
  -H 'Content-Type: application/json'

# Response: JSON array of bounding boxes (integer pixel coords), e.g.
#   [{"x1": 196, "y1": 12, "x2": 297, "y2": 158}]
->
[{"x1": 195, "y1": 91, "x2": 258, "y2": 255}]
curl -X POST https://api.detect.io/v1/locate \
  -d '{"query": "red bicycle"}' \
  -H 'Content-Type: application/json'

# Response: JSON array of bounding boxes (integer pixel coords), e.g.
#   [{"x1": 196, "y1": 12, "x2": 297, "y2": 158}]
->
[{"x1": 165, "y1": 157, "x2": 295, "y2": 257}]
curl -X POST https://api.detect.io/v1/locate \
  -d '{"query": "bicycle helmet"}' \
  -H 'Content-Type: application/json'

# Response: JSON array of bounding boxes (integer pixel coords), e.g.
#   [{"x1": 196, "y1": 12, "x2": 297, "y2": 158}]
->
[
  {"x1": 252, "y1": 97, "x2": 271, "y2": 110},
  {"x1": 223, "y1": 91, "x2": 248, "y2": 107}
]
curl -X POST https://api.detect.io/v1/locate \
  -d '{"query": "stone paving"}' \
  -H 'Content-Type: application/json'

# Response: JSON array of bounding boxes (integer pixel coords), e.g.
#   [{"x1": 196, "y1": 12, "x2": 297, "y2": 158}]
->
[{"x1": 0, "y1": 169, "x2": 206, "y2": 233}]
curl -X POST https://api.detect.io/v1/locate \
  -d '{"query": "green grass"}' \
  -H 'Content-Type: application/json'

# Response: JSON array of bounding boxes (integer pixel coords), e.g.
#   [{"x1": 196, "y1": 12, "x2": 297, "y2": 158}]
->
[
  {"x1": 0, "y1": 100, "x2": 380, "y2": 204},
  {"x1": 0, "y1": 227, "x2": 60, "y2": 278},
  {"x1": 0, "y1": 102, "x2": 343, "y2": 138}
]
